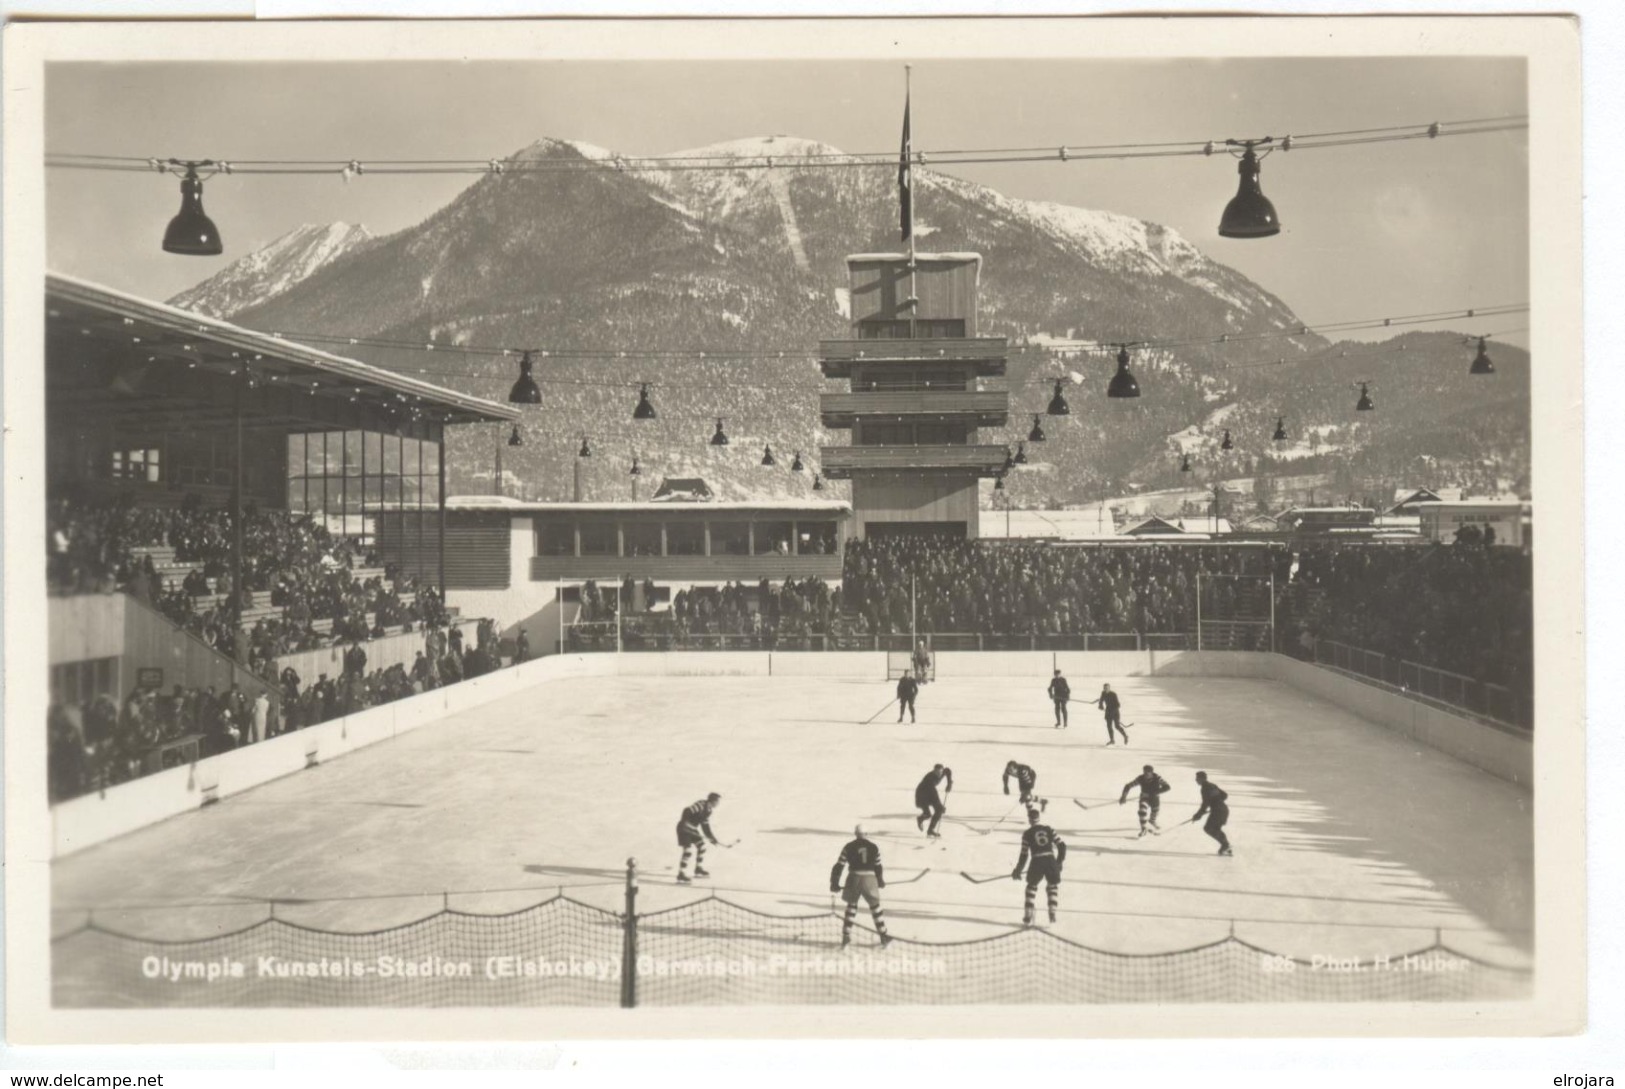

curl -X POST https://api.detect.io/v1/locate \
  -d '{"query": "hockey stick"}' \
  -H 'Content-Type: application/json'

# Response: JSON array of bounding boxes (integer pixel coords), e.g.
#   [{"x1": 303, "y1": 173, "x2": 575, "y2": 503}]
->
[
  {"x1": 889, "y1": 868, "x2": 930, "y2": 885},
  {"x1": 861, "y1": 697, "x2": 899, "y2": 726},
  {"x1": 716, "y1": 838, "x2": 743, "y2": 848},
  {"x1": 959, "y1": 872, "x2": 1005, "y2": 885},
  {"x1": 1073, "y1": 798, "x2": 1097, "y2": 812}
]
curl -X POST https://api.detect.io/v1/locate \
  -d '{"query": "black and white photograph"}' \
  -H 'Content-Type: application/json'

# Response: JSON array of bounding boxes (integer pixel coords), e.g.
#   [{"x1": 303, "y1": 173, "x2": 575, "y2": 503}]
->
[{"x1": 2, "y1": 16, "x2": 1586, "y2": 1043}]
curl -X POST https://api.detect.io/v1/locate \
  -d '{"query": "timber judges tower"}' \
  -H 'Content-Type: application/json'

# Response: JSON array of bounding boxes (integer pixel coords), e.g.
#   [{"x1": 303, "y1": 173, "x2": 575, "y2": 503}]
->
[{"x1": 818, "y1": 253, "x2": 1010, "y2": 540}]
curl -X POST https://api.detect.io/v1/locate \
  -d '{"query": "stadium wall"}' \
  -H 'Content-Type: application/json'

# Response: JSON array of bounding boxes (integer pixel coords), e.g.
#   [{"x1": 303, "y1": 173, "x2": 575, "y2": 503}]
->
[
  {"x1": 273, "y1": 619, "x2": 481, "y2": 683},
  {"x1": 1266, "y1": 655, "x2": 1531, "y2": 788},
  {"x1": 49, "y1": 652, "x2": 616, "y2": 858},
  {"x1": 50, "y1": 650, "x2": 1528, "y2": 858}
]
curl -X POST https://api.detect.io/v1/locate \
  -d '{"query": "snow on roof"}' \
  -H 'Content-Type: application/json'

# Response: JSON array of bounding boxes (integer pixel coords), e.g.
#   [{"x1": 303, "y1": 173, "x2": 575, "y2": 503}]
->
[
  {"x1": 1411, "y1": 499, "x2": 1530, "y2": 509},
  {"x1": 48, "y1": 271, "x2": 519, "y2": 423}
]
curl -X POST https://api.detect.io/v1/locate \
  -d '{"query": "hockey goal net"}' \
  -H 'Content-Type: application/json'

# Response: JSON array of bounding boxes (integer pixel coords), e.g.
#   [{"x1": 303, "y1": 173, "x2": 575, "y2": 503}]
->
[{"x1": 887, "y1": 649, "x2": 935, "y2": 682}]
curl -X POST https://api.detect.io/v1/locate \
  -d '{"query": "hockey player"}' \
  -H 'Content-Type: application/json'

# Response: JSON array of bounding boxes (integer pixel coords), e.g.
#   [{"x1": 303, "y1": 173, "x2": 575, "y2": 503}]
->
[
  {"x1": 915, "y1": 763, "x2": 953, "y2": 837},
  {"x1": 912, "y1": 640, "x2": 933, "y2": 684},
  {"x1": 1096, "y1": 683, "x2": 1129, "y2": 745},
  {"x1": 675, "y1": 792, "x2": 722, "y2": 883},
  {"x1": 830, "y1": 824, "x2": 893, "y2": 948},
  {"x1": 1003, "y1": 760, "x2": 1045, "y2": 815},
  {"x1": 1011, "y1": 809, "x2": 1068, "y2": 926},
  {"x1": 1189, "y1": 771, "x2": 1233, "y2": 856},
  {"x1": 1047, "y1": 669, "x2": 1071, "y2": 728},
  {"x1": 1118, "y1": 764, "x2": 1171, "y2": 837},
  {"x1": 896, "y1": 672, "x2": 920, "y2": 723}
]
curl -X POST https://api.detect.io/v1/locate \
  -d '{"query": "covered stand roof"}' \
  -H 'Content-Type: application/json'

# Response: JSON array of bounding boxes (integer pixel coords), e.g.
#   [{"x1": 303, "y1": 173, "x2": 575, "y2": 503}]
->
[{"x1": 46, "y1": 272, "x2": 519, "y2": 438}]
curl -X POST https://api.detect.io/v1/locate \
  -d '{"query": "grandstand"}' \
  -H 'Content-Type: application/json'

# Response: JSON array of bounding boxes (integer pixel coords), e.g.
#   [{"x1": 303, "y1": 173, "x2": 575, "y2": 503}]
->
[{"x1": 46, "y1": 274, "x2": 518, "y2": 802}]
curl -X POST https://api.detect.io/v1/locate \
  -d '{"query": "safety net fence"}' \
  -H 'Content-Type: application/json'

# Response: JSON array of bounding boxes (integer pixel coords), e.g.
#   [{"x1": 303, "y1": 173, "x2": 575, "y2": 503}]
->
[{"x1": 53, "y1": 891, "x2": 1530, "y2": 1007}]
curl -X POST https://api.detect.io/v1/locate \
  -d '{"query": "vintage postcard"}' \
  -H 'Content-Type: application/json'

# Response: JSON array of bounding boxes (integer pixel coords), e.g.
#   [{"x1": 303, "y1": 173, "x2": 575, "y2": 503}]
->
[{"x1": 3, "y1": 15, "x2": 1584, "y2": 1044}]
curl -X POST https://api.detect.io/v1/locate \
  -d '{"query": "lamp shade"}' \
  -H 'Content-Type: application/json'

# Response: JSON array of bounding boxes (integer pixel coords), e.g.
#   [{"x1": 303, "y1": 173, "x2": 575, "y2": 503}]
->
[
  {"x1": 1221, "y1": 429, "x2": 1234, "y2": 451},
  {"x1": 1470, "y1": 338, "x2": 1495, "y2": 375},
  {"x1": 507, "y1": 425, "x2": 524, "y2": 447},
  {"x1": 508, "y1": 351, "x2": 542, "y2": 405},
  {"x1": 1028, "y1": 415, "x2": 1046, "y2": 443},
  {"x1": 1218, "y1": 143, "x2": 1281, "y2": 239},
  {"x1": 761, "y1": 445, "x2": 776, "y2": 467},
  {"x1": 162, "y1": 167, "x2": 224, "y2": 256},
  {"x1": 710, "y1": 419, "x2": 730, "y2": 446},
  {"x1": 812, "y1": 474, "x2": 824, "y2": 491},
  {"x1": 1356, "y1": 383, "x2": 1375, "y2": 412},
  {"x1": 1013, "y1": 442, "x2": 1028, "y2": 465},
  {"x1": 632, "y1": 384, "x2": 657, "y2": 420},
  {"x1": 1107, "y1": 347, "x2": 1141, "y2": 399},
  {"x1": 791, "y1": 451, "x2": 804, "y2": 472},
  {"x1": 1272, "y1": 416, "x2": 1288, "y2": 443},
  {"x1": 1046, "y1": 378, "x2": 1070, "y2": 416},
  {"x1": 578, "y1": 437, "x2": 592, "y2": 457},
  {"x1": 629, "y1": 456, "x2": 641, "y2": 476}
]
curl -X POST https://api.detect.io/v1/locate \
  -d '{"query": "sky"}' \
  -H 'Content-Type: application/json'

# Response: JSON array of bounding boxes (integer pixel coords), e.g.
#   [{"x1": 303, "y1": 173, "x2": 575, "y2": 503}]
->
[{"x1": 45, "y1": 56, "x2": 1529, "y2": 345}]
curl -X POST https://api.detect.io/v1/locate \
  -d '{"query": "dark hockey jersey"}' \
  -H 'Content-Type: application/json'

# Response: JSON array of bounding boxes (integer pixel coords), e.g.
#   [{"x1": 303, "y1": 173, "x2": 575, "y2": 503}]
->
[
  {"x1": 679, "y1": 799, "x2": 717, "y2": 840},
  {"x1": 830, "y1": 837, "x2": 885, "y2": 887},
  {"x1": 1016, "y1": 823, "x2": 1066, "y2": 870},
  {"x1": 1004, "y1": 763, "x2": 1037, "y2": 794}
]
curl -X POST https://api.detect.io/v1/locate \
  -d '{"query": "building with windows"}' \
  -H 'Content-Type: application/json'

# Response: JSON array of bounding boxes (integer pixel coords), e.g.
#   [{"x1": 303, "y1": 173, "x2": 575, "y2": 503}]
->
[
  {"x1": 375, "y1": 496, "x2": 852, "y2": 647},
  {"x1": 818, "y1": 253, "x2": 1010, "y2": 540}
]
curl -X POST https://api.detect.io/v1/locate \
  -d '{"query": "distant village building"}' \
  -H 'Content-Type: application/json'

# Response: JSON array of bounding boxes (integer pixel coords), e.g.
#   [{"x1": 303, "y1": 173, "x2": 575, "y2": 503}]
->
[
  {"x1": 1122, "y1": 515, "x2": 1187, "y2": 538},
  {"x1": 1414, "y1": 499, "x2": 1531, "y2": 548}
]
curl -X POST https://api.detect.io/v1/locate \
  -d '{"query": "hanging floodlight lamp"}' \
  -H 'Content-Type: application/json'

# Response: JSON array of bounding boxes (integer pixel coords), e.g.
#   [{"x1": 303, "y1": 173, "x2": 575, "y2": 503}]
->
[
  {"x1": 507, "y1": 350, "x2": 542, "y2": 405},
  {"x1": 578, "y1": 436, "x2": 592, "y2": 457},
  {"x1": 791, "y1": 451, "x2": 804, "y2": 472},
  {"x1": 162, "y1": 161, "x2": 225, "y2": 256},
  {"x1": 1221, "y1": 429, "x2": 1234, "y2": 451},
  {"x1": 812, "y1": 473, "x2": 825, "y2": 491},
  {"x1": 710, "y1": 419, "x2": 730, "y2": 446},
  {"x1": 1470, "y1": 337, "x2": 1495, "y2": 376},
  {"x1": 1046, "y1": 378, "x2": 1071, "y2": 416},
  {"x1": 1028, "y1": 415, "x2": 1046, "y2": 443},
  {"x1": 1107, "y1": 346, "x2": 1141, "y2": 399},
  {"x1": 632, "y1": 383, "x2": 657, "y2": 420},
  {"x1": 630, "y1": 456, "x2": 641, "y2": 476},
  {"x1": 1272, "y1": 416, "x2": 1288, "y2": 443},
  {"x1": 1180, "y1": 453, "x2": 1192, "y2": 473},
  {"x1": 507, "y1": 425, "x2": 524, "y2": 447},
  {"x1": 1013, "y1": 442, "x2": 1029, "y2": 465},
  {"x1": 761, "y1": 445, "x2": 776, "y2": 467},
  {"x1": 1217, "y1": 138, "x2": 1281, "y2": 239},
  {"x1": 1355, "y1": 382, "x2": 1375, "y2": 412}
]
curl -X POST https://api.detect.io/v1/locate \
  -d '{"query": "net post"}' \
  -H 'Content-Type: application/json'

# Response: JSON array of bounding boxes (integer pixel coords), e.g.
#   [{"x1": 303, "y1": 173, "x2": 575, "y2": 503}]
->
[{"x1": 621, "y1": 857, "x2": 639, "y2": 1008}]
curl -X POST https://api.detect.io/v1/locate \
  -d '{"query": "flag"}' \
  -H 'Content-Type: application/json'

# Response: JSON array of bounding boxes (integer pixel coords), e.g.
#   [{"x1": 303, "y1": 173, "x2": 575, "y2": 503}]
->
[{"x1": 898, "y1": 92, "x2": 912, "y2": 243}]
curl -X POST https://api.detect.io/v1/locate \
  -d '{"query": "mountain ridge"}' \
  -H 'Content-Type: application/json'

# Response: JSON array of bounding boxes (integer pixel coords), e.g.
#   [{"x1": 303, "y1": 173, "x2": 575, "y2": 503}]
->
[{"x1": 166, "y1": 134, "x2": 1528, "y2": 506}]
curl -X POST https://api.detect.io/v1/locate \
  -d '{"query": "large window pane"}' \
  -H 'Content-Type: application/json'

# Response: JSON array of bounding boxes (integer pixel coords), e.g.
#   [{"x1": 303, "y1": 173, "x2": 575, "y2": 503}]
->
[
  {"x1": 539, "y1": 522, "x2": 575, "y2": 556},
  {"x1": 624, "y1": 522, "x2": 661, "y2": 557},
  {"x1": 754, "y1": 520, "x2": 792, "y2": 555},
  {"x1": 711, "y1": 521, "x2": 750, "y2": 556},
  {"x1": 579, "y1": 522, "x2": 617, "y2": 556},
  {"x1": 667, "y1": 521, "x2": 704, "y2": 556},
  {"x1": 798, "y1": 521, "x2": 837, "y2": 555}
]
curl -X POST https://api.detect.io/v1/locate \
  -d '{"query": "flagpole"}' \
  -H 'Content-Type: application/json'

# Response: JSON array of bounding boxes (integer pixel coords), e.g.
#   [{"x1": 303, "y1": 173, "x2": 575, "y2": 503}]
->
[{"x1": 905, "y1": 65, "x2": 918, "y2": 338}]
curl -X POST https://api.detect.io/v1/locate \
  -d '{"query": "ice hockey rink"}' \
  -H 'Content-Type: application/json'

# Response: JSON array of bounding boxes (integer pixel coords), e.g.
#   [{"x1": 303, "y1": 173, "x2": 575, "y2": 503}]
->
[{"x1": 53, "y1": 668, "x2": 1532, "y2": 981}]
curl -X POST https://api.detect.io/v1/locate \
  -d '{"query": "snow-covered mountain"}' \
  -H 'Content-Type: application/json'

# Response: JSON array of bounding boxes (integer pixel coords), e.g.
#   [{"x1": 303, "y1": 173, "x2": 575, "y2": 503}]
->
[
  {"x1": 167, "y1": 222, "x2": 375, "y2": 319},
  {"x1": 170, "y1": 136, "x2": 1527, "y2": 504}
]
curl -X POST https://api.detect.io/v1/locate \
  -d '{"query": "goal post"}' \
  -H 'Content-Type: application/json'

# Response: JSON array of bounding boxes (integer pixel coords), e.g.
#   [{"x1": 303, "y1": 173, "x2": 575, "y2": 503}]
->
[{"x1": 888, "y1": 648, "x2": 935, "y2": 682}]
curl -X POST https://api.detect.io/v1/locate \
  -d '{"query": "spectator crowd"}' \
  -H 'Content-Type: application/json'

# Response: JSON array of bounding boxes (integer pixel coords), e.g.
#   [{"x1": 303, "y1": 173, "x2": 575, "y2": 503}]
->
[{"x1": 45, "y1": 493, "x2": 517, "y2": 803}]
